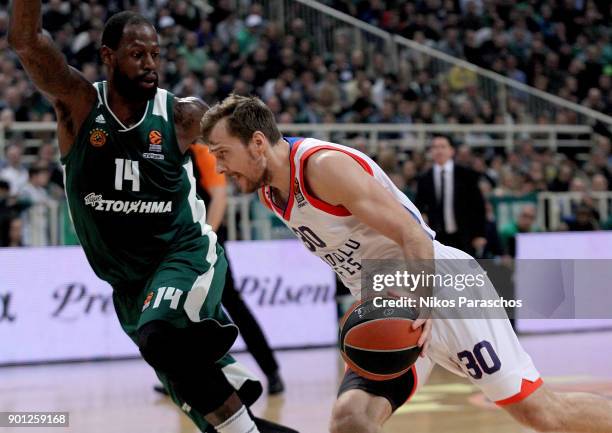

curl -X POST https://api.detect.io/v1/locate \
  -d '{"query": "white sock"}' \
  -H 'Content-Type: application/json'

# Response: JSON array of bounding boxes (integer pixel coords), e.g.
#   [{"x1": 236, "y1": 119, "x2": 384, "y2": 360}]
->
[{"x1": 214, "y1": 405, "x2": 260, "y2": 433}]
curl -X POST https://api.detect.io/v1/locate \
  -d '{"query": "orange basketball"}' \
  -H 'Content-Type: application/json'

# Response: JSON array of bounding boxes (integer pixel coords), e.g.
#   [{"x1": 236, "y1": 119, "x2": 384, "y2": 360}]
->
[{"x1": 339, "y1": 297, "x2": 422, "y2": 381}]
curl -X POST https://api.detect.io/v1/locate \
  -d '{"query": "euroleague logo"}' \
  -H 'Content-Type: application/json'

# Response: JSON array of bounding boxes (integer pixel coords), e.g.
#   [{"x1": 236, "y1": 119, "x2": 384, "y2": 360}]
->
[
  {"x1": 149, "y1": 130, "x2": 162, "y2": 145},
  {"x1": 142, "y1": 291, "x2": 154, "y2": 312},
  {"x1": 89, "y1": 128, "x2": 108, "y2": 147}
]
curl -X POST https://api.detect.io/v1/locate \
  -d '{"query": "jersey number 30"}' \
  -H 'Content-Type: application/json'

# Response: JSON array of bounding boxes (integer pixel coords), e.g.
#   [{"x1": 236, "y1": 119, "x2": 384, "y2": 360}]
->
[
  {"x1": 457, "y1": 340, "x2": 502, "y2": 379},
  {"x1": 115, "y1": 158, "x2": 140, "y2": 192},
  {"x1": 292, "y1": 226, "x2": 326, "y2": 252}
]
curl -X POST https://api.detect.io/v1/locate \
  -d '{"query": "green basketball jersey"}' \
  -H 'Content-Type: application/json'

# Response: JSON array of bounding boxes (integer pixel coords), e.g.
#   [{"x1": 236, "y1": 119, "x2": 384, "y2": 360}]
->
[{"x1": 62, "y1": 81, "x2": 216, "y2": 287}]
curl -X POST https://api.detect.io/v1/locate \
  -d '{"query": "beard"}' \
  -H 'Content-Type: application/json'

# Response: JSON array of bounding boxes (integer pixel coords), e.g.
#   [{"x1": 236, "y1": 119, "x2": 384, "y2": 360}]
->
[
  {"x1": 112, "y1": 68, "x2": 158, "y2": 102},
  {"x1": 236, "y1": 172, "x2": 265, "y2": 194},
  {"x1": 234, "y1": 164, "x2": 271, "y2": 194}
]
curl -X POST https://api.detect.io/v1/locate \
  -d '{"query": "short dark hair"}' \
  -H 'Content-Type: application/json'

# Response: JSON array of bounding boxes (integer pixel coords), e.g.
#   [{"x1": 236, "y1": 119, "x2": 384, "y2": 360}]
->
[
  {"x1": 431, "y1": 134, "x2": 455, "y2": 148},
  {"x1": 200, "y1": 94, "x2": 282, "y2": 146},
  {"x1": 101, "y1": 11, "x2": 153, "y2": 50},
  {"x1": 28, "y1": 165, "x2": 46, "y2": 178}
]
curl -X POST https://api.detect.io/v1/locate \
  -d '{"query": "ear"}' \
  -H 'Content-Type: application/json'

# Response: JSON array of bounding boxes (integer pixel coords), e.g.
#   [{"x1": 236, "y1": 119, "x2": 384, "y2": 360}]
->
[
  {"x1": 100, "y1": 46, "x2": 114, "y2": 67},
  {"x1": 250, "y1": 131, "x2": 268, "y2": 156}
]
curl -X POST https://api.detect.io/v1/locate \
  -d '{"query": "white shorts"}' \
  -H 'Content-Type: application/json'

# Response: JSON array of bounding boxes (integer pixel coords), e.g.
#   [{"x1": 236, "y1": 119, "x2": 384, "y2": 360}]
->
[
  {"x1": 418, "y1": 241, "x2": 542, "y2": 404},
  {"x1": 340, "y1": 241, "x2": 542, "y2": 408}
]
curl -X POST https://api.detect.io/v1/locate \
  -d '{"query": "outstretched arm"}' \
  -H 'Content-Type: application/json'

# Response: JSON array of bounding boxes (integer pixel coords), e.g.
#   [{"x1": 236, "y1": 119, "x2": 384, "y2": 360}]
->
[
  {"x1": 8, "y1": 0, "x2": 96, "y2": 155},
  {"x1": 174, "y1": 97, "x2": 209, "y2": 153}
]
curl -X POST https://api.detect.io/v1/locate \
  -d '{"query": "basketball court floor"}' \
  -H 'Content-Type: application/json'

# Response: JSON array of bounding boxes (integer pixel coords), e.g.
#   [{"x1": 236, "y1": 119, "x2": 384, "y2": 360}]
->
[{"x1": 2, "y1": 330, "x2": 611, "y2": 433}]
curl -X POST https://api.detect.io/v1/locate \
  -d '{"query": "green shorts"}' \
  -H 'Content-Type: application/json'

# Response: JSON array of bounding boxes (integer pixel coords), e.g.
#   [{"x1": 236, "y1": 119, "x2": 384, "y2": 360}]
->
[{"x1": 112, "y1": 241, "x2": 261, "y2": 431}]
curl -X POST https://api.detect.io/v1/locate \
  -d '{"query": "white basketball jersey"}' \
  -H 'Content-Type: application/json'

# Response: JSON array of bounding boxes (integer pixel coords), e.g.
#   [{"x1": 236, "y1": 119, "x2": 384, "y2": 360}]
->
[
  {"x1": 259, "y1": 137, "x2": 435, "y2": 296},
  {"x1": 261, "y1": 138, "x2": 542, "y2": 406}
]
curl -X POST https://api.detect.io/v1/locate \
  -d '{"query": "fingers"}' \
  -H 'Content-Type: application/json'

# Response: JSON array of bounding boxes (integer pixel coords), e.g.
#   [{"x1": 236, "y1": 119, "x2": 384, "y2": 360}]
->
[
  {"x1": 412, "y1": 317, "x2": 426, "y2": 330},
  {"x1": 415, "y1": 318, "x2": 432, "y2": 357}
]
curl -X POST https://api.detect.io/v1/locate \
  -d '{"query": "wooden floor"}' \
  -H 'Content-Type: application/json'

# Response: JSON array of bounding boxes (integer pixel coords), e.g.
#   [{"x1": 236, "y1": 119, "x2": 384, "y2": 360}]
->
[{"x1": 2, "y1": 331, "x2": 612, "y2": 433}]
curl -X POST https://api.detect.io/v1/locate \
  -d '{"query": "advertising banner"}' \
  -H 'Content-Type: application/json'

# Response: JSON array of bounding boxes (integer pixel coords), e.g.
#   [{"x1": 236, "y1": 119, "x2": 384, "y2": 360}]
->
[
  {"x1": 0, "y1": 241, "x2": 337, "y2": 365},
  {"x1": 515, "y1": 231, "x2": 612, "y2": 333}
]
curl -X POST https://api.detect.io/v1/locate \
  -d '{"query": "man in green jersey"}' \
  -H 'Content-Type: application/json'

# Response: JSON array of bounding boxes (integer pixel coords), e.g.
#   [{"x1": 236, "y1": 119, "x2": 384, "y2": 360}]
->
[{"x1": 8, "y1": 5, "x2": 296, "y2": 433}]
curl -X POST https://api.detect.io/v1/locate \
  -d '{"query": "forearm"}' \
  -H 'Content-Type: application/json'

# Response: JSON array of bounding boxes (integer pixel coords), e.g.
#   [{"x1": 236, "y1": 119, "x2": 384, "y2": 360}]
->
[
  {"x1": 207, "y1": 202, "x2": 226, "y2": 232},
  {"x1": 401, "y1": 229, "x2": 434, "y2": 301},
  {"x1": 400, "y1": 227, "x2": 434, "y2": 261},
  {"x1": 7, "y1": 0, "x2": 80, "y2": 101},
  {"x1": 8, "y1": 0, "x2": 42, "y2": 49}
]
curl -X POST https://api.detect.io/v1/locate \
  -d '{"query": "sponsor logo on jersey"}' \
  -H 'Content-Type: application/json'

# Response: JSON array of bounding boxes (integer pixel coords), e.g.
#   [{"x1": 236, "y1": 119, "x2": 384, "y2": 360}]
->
[
  {"x1": 95, "y1": 114, "x2": 106, "y2": 124},
  {"x1": 294, "y1": 179, "x2": 307, "y2": 208},
  {"x1": 142, "y1": 291, "x2": 154, "y2": 311},
  {"x1": 143, "y1": 152, "x2": 164, "y2": 160},
  {"x1": 148, "y1": 131, "x2": 163, "y2": 153},
  {"x1": 89, "y1": 128, "x2": 108, "y2": 147},
  {"x1": 83, "y1": 192, "x2": 173, "y2": 214},
  {"x1": 149, "y1": 130, "x2": 163, "y2": 145}
]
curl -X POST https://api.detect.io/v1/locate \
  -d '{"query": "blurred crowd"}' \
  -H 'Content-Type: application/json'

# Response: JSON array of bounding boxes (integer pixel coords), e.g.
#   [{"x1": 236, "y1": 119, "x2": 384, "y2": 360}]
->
[
  {"x1": 331, "y1": 0, "x2": 612, "y2": 120},
  {"x1": 386, "y1": 134, "x2": 612, "y2": 258},
  {"x1": 1, "y1": 0, "x2": 611, "y2": 127},
  {"x1": 0, "y1": 0, "x2": 611, "y2": 248},
  {"x1": 2, "y1": 131, "x2": 610, "y2": 250}
]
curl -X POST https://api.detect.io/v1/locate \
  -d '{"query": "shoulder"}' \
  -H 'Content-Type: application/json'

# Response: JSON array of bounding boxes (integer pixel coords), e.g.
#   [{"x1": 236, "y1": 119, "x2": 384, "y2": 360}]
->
[
  {"x1": 454, "y1": 164, "x2": 476, "y2": 175},
  {"x1": 304, "y1": 149, "x2": 360, "y2": 181},
  {"x1": 417, "y1": 169, "x2": 433, "y2": 182},
  {"x1": 173, "y1": 96, "x2": 209, "y2": 126},
  {"x1": 173, "y1": 97, "x2": 211, "y2": 152},
  {"x1": 454, "y1": 164, "x2": 480, "y2": 180},
  {"x1": 303, "y1": 149, "x2": 375, "y2": 205}
]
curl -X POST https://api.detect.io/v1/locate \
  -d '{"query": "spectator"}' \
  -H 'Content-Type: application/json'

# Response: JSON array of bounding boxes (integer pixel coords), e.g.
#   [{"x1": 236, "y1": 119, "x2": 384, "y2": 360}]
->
[
  {"x1": 2, "y1": 216, "x2": 24, "y2": 247},
  {"x1": 216, "y1": 11, "x2": 243, "y2": 46},
  {"x1": 591, "y1": 173, "x2": 609, "y2": 192},
  {"x1": 548, "y1": 162, "x2": 574, "y2": 192},
  {"x1": 170, "y1": 0, "x2": 201, "y2": 31},
  {"x1": 36, "y1": 141, "x2": 64, "y2": 191},
  {"x1": 177, "y1": 32, "x2": 207, "y2": 73},
  {"x1": 237, "y1": 14, "x2": 263, "y2": 55},
  {"x1": 500, "y1": 204, "x2": 539, "y2": 257},
  {"x1": 0, "y1": 143, "x2": 28, "y2": 196},
  {"x1": 19, "y1": 165, "x2": 53, "y2": 246},
  {"x1": 561, "y1": 204, "x2": 600, "y2": 232},
  {"x1": 437, "y1": 27, "x2": 463, "y2": 58},
  {"x1": 401, "y1": 159, "x2": 418, "y2": 201}
]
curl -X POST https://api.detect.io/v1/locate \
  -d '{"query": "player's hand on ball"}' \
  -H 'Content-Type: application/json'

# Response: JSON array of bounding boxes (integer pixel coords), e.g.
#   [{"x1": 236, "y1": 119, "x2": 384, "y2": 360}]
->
[{"x1": 412, "y1": 316, "x2": 432, "y2": 357}]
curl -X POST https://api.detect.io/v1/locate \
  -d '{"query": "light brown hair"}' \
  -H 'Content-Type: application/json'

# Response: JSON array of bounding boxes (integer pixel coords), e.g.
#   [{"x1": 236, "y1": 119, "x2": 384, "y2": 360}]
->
[{"x1": 200, "y1": 94, "x2": 282, "y2": 146}]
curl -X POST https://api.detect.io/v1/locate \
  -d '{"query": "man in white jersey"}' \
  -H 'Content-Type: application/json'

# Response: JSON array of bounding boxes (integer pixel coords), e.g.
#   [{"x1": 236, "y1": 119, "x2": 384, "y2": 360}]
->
[{"x1": 201, "y1": 94, "x2": 612, "y2": 433}]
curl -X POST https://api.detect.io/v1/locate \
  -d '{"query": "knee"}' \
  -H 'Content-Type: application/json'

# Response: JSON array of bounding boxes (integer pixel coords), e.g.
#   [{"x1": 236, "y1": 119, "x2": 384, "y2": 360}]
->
[
  {"x1": 330, "y1": 400, "x2": 373, "y2": 433},
  {"x1": 137, "y1": 321, "x2": 177, "y2": 372}
]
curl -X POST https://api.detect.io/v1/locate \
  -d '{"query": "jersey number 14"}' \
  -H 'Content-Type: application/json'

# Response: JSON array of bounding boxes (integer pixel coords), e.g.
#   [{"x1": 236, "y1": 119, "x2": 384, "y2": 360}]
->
[{"x1": 115, "y1": 158, "x2": 140, "y2": 192}]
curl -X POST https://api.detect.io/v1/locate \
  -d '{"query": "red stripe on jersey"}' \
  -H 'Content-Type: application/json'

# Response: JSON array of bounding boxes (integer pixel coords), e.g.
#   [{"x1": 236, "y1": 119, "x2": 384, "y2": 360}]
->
[
  {"x1": 495, "y1": 378, "x2": 544, "y2": 406},
  {"x1": 298, "y1": 145, "x2": 374, "y2": 217},
  {"x1": 282, "y1": 138, "x2": 304, "y2": 220},
  {"x1": 259, "y1": 139, "x2": 305, "y2": 221},
  {"x1": 259, "y1": 187, "x2": 273, "y2": 211}
]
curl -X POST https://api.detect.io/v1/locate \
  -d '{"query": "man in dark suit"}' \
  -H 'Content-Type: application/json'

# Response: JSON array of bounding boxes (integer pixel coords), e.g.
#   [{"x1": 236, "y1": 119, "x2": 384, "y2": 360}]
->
[{"x1": 415, "y1": 135, "x2": 486, "y2": 255}]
